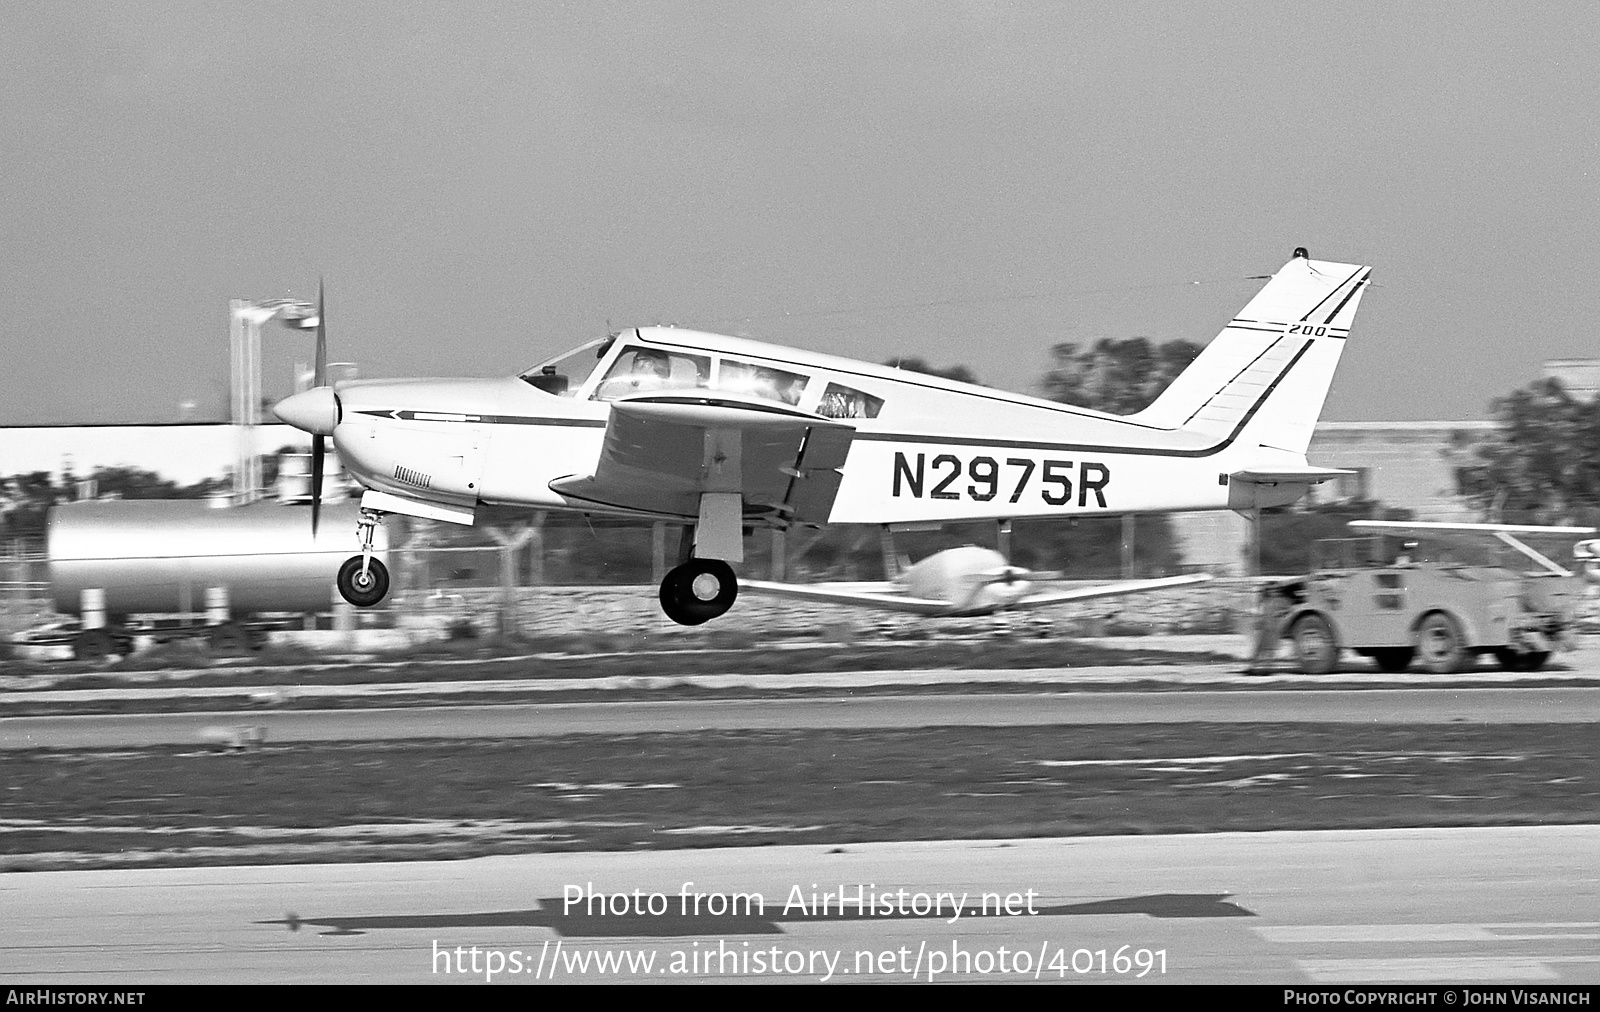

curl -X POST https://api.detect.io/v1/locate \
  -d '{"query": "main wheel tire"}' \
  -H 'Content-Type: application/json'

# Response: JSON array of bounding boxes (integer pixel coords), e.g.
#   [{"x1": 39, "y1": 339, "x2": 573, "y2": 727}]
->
[
  {"x1": 337, "y1": 556, "x2": 391, "y2": 608},
  {"x1": 1416, "y1": 612, "x2": 1469, "y2": 673},
  {"x1": 1371, "y1": 647, "x2": 1415, "y2": 673},
  {"x1": 658, "y1": 559, "x2": 738, "y2": 626},
  {"x1": 1290, "y1": 614, "x2": 1339, "y2": 674}
]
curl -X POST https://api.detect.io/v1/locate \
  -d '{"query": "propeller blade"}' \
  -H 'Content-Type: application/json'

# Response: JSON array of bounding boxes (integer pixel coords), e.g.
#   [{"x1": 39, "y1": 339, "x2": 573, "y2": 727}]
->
[
  {"x1": 313, "y1": 279, "x2": 327, "y2": 388},
  {"x1": 310, "y1": 433, "x2": 324, "y2": 536}
]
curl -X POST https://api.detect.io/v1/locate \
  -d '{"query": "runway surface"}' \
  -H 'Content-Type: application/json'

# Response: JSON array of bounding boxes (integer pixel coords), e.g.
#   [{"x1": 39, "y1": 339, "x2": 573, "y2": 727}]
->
[
  {"x1": 5, "y1": 687, "x2": 1600, "y2": 749},
  {"x1": 3, "y1": 826, "x2": 1596, "y2": 984}
]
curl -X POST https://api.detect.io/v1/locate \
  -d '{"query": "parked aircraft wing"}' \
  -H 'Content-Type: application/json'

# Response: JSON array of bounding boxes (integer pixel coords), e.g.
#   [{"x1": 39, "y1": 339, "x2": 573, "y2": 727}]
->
[
  {"x1": 1001, "y1": 572, "x2": 1214, "y2": 612},
  {"x1": 1348, "y1": 521, "x2": 1598, "y2": 536},
  {"x1": 548, "y1": 394, "x2": 854, "y2": 523},
  {"x1": 738, "y1": 579, "x2": 957, "y2": 615},
  {"x1": 741, "y1": 571, "x2": 1212, "y2": 616}
]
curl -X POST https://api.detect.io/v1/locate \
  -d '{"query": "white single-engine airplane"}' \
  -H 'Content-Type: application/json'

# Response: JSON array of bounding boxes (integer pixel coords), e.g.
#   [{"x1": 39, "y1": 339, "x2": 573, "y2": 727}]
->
[
  {"x1": 741, "y1": 544, "x2": 1211, "y2": 617},
  {"x1": 274, "y1": 247, "x2": 1371, "y2": 625}
]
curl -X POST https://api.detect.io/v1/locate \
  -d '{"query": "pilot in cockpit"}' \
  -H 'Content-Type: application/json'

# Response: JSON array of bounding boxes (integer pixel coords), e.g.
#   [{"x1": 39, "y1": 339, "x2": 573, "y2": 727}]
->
[{"x1": 631, "y1": 349, "x2": 671, "y2": 381}]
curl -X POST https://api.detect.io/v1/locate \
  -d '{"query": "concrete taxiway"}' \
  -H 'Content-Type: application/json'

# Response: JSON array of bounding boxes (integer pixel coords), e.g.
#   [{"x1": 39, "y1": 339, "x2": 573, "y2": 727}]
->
[
  {"x1": 2, "y1": 825, "x2": 1596, "y2": 984},
  {"x1": 5, "y1": 687, "x2": 1600, "y2": 749}
]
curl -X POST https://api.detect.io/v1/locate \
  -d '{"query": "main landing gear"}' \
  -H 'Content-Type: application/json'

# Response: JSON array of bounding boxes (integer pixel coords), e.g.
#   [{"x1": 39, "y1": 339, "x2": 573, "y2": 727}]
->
[
  {"x1": 337, "y1": 508, "x2": 390, "y2": 607},
  {"x1": 659, "y1": 558, "x2": 738, "y2": 626}
]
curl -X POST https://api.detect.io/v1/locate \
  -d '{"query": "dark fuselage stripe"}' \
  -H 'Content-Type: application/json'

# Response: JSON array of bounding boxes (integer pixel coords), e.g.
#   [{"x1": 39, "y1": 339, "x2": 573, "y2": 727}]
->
[{"x1": 357, "y1": 340, "x2": 1314, "y2": 462}]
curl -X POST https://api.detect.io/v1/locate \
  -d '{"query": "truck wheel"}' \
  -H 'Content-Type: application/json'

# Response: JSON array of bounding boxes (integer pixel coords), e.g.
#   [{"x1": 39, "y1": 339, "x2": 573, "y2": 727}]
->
[
  {"x1": 1494, "y1": 648, "x2": 1550, "y2": 672},
  {"x1": 1371, "y1": 647, "x2": 1414, "y2": 673},
  {"x1": 71, "y1": 628, "x2": 116, "y2": 661},
  {"x1": 1290, "y1": 614, "x2": 1339, "y2": 674},
  {"x1": 207, "y1": 623, "x2": 252, "y2": 655},
  {"x1": 1416, "y1": 613, "x2": 1469, "y2": 673}
]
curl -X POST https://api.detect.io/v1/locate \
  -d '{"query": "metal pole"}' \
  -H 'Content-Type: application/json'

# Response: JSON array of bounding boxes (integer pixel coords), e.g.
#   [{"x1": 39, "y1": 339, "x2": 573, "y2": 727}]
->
[{"x1": 1121, "y1": 514, "x2": 1136, "y2": 577}]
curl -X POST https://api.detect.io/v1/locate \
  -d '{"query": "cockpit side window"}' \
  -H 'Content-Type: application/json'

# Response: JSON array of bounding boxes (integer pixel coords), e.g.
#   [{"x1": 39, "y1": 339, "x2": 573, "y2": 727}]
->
[
  {"x1": 592, "y1": 346, "x2": 712, "y2": 401},
  {"x1": 718, "y1": 359, "x2": 807, "y2": 406},
  {"x1": 816, "y1": 382, "x2": 883, "y2": 419}
]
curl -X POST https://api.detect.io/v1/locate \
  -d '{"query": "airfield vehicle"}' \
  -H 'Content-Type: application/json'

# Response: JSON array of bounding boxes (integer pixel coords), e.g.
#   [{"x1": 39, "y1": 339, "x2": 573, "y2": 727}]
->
[{"x1": 1266, "y1": 522, "x2": 1592, "y2": 674}]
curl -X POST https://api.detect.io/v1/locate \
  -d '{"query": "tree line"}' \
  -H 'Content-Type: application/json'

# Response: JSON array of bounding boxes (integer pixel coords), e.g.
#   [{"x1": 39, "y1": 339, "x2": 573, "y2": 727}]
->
[{"x1": 6, "y1": 340, "x2": 1588, "y2": 578}]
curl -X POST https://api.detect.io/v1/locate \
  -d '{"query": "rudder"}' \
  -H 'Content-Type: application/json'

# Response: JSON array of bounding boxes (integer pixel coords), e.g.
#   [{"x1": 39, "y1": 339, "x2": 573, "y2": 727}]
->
[{"x1": 1132, "y1": 249, "x2": 1372, "y2": 455}]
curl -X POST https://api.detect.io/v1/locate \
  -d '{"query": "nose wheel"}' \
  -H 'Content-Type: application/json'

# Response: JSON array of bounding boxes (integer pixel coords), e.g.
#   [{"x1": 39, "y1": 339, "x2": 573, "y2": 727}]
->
[
  {"x1": 337, "y1": 508, "x2": 389, "y2": 607},
  {"x1": 659, "y1": 559, "x2": 738, "y2": 626},
  {"x1": 338, "y1": 555, "x2": 390, "y2": 607}
]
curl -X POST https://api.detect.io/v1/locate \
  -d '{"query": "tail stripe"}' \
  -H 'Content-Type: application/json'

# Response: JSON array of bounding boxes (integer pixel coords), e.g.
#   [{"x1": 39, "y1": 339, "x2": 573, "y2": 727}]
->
[
  {"x1": 1317, "y1": 272, "x2": 1370, "y2": 327},
  {"x1": 1299, "y1": 265, "x2": 1367, "y2": 322}
]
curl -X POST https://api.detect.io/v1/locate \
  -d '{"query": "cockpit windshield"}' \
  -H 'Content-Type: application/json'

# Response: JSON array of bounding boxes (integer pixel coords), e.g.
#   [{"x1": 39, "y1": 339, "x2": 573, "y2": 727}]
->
[{"x1": 519, "y1": 338, "x2": 612, "y2": 396}]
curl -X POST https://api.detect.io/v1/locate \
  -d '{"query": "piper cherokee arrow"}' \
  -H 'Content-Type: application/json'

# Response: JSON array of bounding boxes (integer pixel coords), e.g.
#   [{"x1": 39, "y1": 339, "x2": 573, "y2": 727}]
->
[{"x1": 273, "y1": 248, "x2": 1372, "y2": 625}]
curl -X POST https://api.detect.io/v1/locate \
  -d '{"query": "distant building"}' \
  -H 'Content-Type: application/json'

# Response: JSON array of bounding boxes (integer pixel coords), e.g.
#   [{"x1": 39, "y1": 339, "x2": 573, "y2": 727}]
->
[
  {"x1": 1543, "y1": 359, "x2": 1600, "y2": 401},
  {"x1": 1171, "y1": 420, "x2": 1498, "y2": 575}
]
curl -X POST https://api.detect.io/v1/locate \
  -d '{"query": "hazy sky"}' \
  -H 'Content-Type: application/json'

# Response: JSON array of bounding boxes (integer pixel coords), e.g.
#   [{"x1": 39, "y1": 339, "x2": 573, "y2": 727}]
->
[{"x1": 4, "y1": 2, "x2": 1598, "y2": 426}]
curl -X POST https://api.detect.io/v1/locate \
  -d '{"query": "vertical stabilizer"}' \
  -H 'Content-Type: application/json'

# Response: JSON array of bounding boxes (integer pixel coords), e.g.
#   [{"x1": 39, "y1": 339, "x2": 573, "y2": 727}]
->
[{"x1": 1132, "y1": 250, "x2": 1372, "y2": 455}]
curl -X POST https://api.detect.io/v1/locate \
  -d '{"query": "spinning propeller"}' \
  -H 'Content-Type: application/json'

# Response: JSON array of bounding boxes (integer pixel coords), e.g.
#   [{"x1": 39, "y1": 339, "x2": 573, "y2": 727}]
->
[{"x1": 272, "y1": 281, "x2": 340, "y2": 534}]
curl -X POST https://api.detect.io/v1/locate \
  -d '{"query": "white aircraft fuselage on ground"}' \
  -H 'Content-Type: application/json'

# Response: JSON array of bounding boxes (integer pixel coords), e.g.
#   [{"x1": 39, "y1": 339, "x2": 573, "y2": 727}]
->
[{"x1": 275, "y1": 249, "x2": 1371, "y2": 625}]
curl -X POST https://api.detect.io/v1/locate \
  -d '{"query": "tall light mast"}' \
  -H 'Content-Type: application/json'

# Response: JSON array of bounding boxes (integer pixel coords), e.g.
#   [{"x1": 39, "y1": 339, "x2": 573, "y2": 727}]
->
[{"x1": 229, "y1": 298, "x2": 317, "y2": 504}]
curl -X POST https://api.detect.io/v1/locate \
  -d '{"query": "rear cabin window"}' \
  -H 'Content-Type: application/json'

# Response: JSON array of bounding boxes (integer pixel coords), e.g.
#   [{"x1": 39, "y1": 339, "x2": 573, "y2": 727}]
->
[
  {"x1": 718, "y1": 359, "x2": 807, "y2": 406},
  {"x1": 593, "y1": 347, "x2": 712, "y2": 401},
  {"x1": 817, "y1": 382, "x2": 883, "y2": 419}
]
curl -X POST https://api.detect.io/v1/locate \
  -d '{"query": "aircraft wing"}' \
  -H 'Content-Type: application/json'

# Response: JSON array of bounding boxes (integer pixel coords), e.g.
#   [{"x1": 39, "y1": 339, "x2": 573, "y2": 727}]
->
[
  {"x1": 548, "y1": 394, "x2": 854, "y2": 523},
  {"x1": 1003, "y1": 572, "x2": 1214, "y2": 612},
  {"x1": 1348, "y1": 521, "x2": 1598, "y2": 536},
  {"x1": 740, "y1": 572, "x2": 1213, "y2": 616},
  {"x1": 738, "y1": 579, "x2": 958, "y2": 616}
]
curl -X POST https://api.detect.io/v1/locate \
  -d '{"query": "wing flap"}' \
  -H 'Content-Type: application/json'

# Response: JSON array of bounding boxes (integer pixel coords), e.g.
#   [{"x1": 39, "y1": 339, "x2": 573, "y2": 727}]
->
[{"x1": 549, "y1": 394, "x2": 854, "y2": 521}]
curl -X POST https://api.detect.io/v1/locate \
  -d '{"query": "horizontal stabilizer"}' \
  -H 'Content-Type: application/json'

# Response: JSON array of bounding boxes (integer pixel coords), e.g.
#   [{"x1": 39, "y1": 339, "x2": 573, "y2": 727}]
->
[{"x1": 1230, "y1": 466, "x2": 1352, "y2": 485}]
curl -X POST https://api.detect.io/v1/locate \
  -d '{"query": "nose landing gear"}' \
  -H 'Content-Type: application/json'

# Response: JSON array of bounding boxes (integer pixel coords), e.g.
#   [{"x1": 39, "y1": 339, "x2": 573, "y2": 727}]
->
[
  {"x1": 337, "y1": 508, "x2": 390, "y2": 607},
  {"x1": 659, "y1": 558, "x2": 738, "y2": 626}
]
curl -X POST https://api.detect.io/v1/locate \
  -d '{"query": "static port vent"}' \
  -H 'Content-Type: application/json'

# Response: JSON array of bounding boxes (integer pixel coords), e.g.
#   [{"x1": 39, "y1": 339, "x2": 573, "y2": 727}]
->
[{"x1": 395, "y1": 466, "x2": 432, "y2": 489}]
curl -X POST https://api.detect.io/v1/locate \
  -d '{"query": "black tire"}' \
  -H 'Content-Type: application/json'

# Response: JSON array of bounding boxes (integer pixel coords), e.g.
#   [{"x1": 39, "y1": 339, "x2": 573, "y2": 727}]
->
[
  {"x1": 207, "y1": 622, "x2": 253, "y2": 654},
  {"x1": 1290, "y1": 614, "x2": 1339, "y2": 674},
  {"x1": 71, "y1": 628, "x2": 116, "y2": 661},
  {"x1": 1371, "y1": 647, "x2": 1414, "y2": 673},
  {"x1": 658, "y1": 559, "x2": 738, "y2": 626},
  {"x1": 338, "y1": 556, "x2": 391, "y2": 608},
  {"x1": 1494, "y1": 648, "x2": 1550, "y2": 672},
  {"x1": 1416, "y1": 612, "x2": 1469, "y2": 673}
]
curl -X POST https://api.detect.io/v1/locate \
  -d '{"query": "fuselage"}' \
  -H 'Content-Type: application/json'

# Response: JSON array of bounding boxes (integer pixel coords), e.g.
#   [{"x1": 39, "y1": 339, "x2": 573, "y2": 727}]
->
[{"x1": 325, "y1": 326, "x2": 1276, "y2": 528}]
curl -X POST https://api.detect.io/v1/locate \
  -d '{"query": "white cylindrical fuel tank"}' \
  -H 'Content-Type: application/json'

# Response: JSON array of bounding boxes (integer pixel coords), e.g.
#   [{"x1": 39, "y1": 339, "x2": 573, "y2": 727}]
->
[{"x1": 48, "y1": 500, "x2": 389, "y2": 618}]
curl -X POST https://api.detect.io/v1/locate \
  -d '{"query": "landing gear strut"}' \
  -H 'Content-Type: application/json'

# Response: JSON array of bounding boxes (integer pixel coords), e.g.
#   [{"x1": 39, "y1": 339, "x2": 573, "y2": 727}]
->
[
  {"x1": 337, "y1": 508, "x2": 390, "y2": 607},
  {"x1": 658, "y1": 558, "x2": 738, "y2": 626}
]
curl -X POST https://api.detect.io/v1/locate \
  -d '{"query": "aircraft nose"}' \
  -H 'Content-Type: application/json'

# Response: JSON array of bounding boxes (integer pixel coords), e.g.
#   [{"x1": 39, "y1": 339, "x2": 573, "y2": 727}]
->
[{"x1": 274, "y1": 386, "x2": 340, "y2": 436}]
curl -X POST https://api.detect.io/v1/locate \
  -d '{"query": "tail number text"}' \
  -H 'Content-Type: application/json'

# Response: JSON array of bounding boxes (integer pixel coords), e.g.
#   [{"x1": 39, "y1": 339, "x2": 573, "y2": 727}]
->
[{"x1": 891, "y1": 452, "x2": 1109, "y2": 507}]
